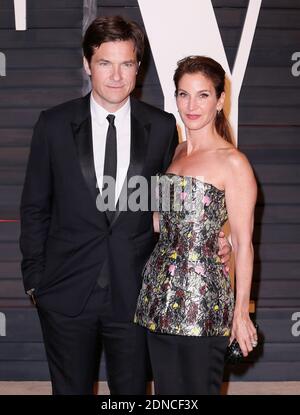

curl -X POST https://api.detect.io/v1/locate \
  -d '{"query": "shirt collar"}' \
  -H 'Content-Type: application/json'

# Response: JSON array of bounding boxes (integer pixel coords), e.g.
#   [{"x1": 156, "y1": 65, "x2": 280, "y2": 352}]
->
[{"x1": 90, "y1": 93, "x2": 130, "y2": 126}]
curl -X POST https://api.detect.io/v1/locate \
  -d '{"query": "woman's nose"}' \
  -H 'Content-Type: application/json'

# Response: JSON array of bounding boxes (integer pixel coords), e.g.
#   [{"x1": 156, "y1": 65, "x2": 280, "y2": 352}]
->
[{"x1": 187, "y1": 97, "x2": 197, "y2": 111}]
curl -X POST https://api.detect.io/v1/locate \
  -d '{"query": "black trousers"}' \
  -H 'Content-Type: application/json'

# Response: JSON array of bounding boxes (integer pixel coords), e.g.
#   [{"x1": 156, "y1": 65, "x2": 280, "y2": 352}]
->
[
  {"x1": 37, "y1": 283, "x2": 149, "y2": 395},
  {"x1": 148, "y1": 331, "x2": 228, "y2": 395}
]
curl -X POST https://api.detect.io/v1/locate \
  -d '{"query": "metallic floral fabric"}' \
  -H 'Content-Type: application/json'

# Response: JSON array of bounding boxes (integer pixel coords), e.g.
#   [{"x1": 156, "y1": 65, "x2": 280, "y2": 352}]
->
[{"x1": 135, "y1": 173, "x2": 234, "y2": 337}]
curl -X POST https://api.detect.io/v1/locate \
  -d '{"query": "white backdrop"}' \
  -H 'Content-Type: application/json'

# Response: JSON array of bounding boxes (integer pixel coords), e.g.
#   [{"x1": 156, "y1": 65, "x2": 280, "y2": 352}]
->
[{"x1": 138, "y1": 0, "x2": 262, "y2": 144}]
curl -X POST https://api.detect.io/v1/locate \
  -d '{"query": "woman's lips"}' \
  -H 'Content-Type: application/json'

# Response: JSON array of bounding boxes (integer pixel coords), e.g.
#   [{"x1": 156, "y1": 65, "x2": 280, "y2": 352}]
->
[{"x1": 186, "y1": 114, "x2": 201, "y2": 120}]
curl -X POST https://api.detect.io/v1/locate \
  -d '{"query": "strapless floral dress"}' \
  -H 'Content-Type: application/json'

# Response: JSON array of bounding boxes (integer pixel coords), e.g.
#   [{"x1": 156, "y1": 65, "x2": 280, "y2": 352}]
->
[{"x1": 135, "y1": 173, "x2": 234, "y2": 337}]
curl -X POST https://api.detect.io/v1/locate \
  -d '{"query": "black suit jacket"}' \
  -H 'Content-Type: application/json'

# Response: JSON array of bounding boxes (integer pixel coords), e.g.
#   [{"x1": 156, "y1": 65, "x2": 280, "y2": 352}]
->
[{"x1": 20, "y1": 94, "x2": 178, "y2": 319}]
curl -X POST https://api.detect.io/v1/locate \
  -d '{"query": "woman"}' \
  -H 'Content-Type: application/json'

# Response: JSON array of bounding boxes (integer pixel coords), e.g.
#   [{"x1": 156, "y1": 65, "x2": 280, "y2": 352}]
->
[{"x1": 135, "y1": 56, "x2": 258, "y2": 395}]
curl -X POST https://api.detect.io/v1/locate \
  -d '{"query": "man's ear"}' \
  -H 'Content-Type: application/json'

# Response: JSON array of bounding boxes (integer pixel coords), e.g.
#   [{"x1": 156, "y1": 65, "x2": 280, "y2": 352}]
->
[{"x1": 83, "y1": 56, "x2": 91, "y2": 76}]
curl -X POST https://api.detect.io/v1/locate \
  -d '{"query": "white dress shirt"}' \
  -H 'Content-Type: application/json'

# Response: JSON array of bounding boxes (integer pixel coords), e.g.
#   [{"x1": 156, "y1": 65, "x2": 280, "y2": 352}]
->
[{"x1": 90, "y1": 93, "x2": 131, "y2": 203}]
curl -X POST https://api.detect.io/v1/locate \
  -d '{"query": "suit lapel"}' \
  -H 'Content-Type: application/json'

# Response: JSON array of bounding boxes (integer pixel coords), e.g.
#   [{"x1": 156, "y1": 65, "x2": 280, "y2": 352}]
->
[
  {"x1": 71, "y1": 94, "x2": 105, "y2": 213},
  {"x1": 110, "y1": 98, "x2": 151, "y2": 226}
]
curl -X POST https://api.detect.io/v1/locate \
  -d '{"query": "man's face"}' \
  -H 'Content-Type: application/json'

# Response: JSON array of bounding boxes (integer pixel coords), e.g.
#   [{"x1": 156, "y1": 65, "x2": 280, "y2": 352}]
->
[{"x1": 84, "y1": 40, "x2": 139, "y2": 112}]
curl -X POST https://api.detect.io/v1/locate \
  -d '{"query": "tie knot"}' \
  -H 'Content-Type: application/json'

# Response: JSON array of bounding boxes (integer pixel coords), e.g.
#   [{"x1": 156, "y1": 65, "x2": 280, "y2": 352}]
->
[{"x1": 107, "y1": 114, "x2": 115, "y2": 125}]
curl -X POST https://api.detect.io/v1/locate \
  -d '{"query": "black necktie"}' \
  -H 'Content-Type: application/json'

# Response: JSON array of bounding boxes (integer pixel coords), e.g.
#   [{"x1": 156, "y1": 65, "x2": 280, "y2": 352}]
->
[{"x1": 103, "y1": 114, "x2": 117, "y2": 222}]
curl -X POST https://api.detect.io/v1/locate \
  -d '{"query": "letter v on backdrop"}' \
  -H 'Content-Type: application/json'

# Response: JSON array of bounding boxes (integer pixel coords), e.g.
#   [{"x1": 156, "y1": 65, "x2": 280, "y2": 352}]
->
[
  {"x1": 13, "y1": 0, "x2": 26, "y2": 30},
  {"x1": 138, "y1": 0, "x2": 262, "y2": 144}
]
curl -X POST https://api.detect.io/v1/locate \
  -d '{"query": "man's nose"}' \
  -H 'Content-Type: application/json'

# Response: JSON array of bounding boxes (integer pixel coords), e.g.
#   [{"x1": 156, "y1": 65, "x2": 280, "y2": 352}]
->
[{"x1": 111, "y1": 64, "x2": 122, "y2": 81}]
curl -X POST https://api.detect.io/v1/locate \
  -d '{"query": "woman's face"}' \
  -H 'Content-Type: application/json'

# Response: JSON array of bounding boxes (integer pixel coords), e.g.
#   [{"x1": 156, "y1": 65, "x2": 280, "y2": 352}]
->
[{"x1": 176, "y1": 72, "x2": 225, "y2": 132}]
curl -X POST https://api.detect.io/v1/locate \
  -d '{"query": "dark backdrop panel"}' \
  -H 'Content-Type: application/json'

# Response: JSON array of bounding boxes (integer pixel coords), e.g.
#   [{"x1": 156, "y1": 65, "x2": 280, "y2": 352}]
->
[{"x1": 0, "y1": 0, "x2": 84, "y2": 381}]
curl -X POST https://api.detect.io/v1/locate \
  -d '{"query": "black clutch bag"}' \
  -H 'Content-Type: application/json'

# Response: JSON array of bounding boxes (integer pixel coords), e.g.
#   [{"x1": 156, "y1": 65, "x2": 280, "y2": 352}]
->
[{"x1": 225, "y1": 323, "x2": 259, "y2": 364}]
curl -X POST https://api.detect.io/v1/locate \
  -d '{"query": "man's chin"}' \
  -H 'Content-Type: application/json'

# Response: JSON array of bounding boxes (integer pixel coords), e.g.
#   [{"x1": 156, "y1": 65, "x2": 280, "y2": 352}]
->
[
  {"x1": 107, "y1": 94, "x2": 130, "y2": 105},
  {"x1": 92, "y1": 90, "x2": 131, "y2": 109}
]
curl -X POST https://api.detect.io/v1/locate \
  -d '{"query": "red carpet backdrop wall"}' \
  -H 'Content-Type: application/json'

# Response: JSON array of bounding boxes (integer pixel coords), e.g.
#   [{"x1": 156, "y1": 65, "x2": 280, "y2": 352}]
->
[{"x1": 0, "y1": 0, "x2": 300, "y2": 382}]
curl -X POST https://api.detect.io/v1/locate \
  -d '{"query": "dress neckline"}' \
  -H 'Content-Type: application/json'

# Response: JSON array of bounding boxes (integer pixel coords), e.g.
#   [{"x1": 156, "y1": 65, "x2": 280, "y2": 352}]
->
[{"x1": 162, "y1": 172, "x2": 225, "y2": 194}]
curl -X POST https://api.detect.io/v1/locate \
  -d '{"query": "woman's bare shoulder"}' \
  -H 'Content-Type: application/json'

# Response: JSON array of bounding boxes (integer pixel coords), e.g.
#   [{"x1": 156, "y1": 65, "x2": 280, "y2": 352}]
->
[
  {"x1": 221, "y1": 147, "x2": 256, "y2": 188},
  {"x1": 224, "y1": 147, "x2": 251, "y2": 169},
  {"x1": 173, "y1": 141, "x2": 187, "y2": 159},
  {"x1": 175, "y1": 141, "x2": 187, "y2": 152}
]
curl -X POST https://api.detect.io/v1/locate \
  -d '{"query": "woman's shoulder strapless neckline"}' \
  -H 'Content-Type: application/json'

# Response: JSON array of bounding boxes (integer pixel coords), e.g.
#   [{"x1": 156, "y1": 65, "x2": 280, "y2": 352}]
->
[{"x1": 160, "y1": 172, "x2": 225, "y2": 194}]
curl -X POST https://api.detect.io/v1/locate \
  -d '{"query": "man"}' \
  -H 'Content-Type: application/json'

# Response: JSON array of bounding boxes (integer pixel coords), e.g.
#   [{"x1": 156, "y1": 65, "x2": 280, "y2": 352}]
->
[{"x1": 20, "y1": 16, "x2": 231, "y2": 395}]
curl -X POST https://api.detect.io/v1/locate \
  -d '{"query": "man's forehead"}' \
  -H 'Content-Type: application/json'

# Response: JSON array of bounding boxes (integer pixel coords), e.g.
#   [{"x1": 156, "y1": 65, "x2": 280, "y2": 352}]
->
[{"x1": 94, "y1": 40, "x2": 136, "y2": 57}]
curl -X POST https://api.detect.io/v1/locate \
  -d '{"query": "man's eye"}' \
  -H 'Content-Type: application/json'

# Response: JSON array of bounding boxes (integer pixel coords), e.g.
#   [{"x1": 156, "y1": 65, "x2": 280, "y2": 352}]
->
[{"x1": 124, "y1": 62, "x2": 134, "y2": 68}]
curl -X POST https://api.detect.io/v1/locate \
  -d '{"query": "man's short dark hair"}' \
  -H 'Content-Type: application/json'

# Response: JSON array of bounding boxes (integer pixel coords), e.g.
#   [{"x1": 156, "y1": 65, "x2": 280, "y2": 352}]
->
[{"x1": 82, "y1": 15, "x2": 145, "y2": 64}]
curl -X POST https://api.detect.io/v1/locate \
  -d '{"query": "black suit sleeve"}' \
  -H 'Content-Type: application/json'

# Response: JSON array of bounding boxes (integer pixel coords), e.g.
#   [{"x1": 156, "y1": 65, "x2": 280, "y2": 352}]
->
[
  {"x1": 162, "y1": 114, "x2": 179, "y2": 173},
  {"x1": 19, "y1": 111, "x2": 52, "y2": 292}
]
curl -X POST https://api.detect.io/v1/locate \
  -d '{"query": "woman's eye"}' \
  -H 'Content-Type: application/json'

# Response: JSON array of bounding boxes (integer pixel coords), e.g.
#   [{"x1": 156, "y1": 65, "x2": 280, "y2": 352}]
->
[
  {"x1": 178, "y1": 92, "x2": 187, "y2": 97},
  {"x1": 199, "y1": 93, "x2": 209, "y2": 99}
]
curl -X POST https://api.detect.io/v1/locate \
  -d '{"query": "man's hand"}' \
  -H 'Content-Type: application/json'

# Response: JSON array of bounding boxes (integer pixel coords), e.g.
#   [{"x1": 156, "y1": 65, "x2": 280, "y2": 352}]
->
[
  {"x1": 26, "y1": 288, "x2": 37, "y2": 306},
  {"x1": 218, "y1": 231, "x2": 232, "y2": 272}
]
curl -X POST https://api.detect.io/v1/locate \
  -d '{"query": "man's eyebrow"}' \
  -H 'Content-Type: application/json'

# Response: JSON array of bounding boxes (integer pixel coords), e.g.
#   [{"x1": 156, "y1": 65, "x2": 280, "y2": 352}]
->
[
  {"x1": 94, "y1": 58, "x2": 137, "y2": 65},
  {"x1": 95, "y1": 58, "x2": 110, "y2": 63}
]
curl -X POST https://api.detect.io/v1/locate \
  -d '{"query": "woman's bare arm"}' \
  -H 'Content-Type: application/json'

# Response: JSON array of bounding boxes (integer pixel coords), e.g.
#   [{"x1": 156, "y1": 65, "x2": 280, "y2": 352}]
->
[{"x1": 225, "y1": 149, "x2": 258, "y2": 356}]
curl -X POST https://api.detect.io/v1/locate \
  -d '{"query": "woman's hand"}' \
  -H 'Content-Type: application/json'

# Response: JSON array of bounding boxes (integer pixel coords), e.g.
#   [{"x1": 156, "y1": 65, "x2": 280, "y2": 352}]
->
[
  {"x1": 230, "y1": 312, "x2": 258, "y2": 357},
  {"x1": 218, "y1": 231, "x2": 231, "y2": 272},
  {"x1": 153, "y1": 211, "x2": 160, "y2": 233}
]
